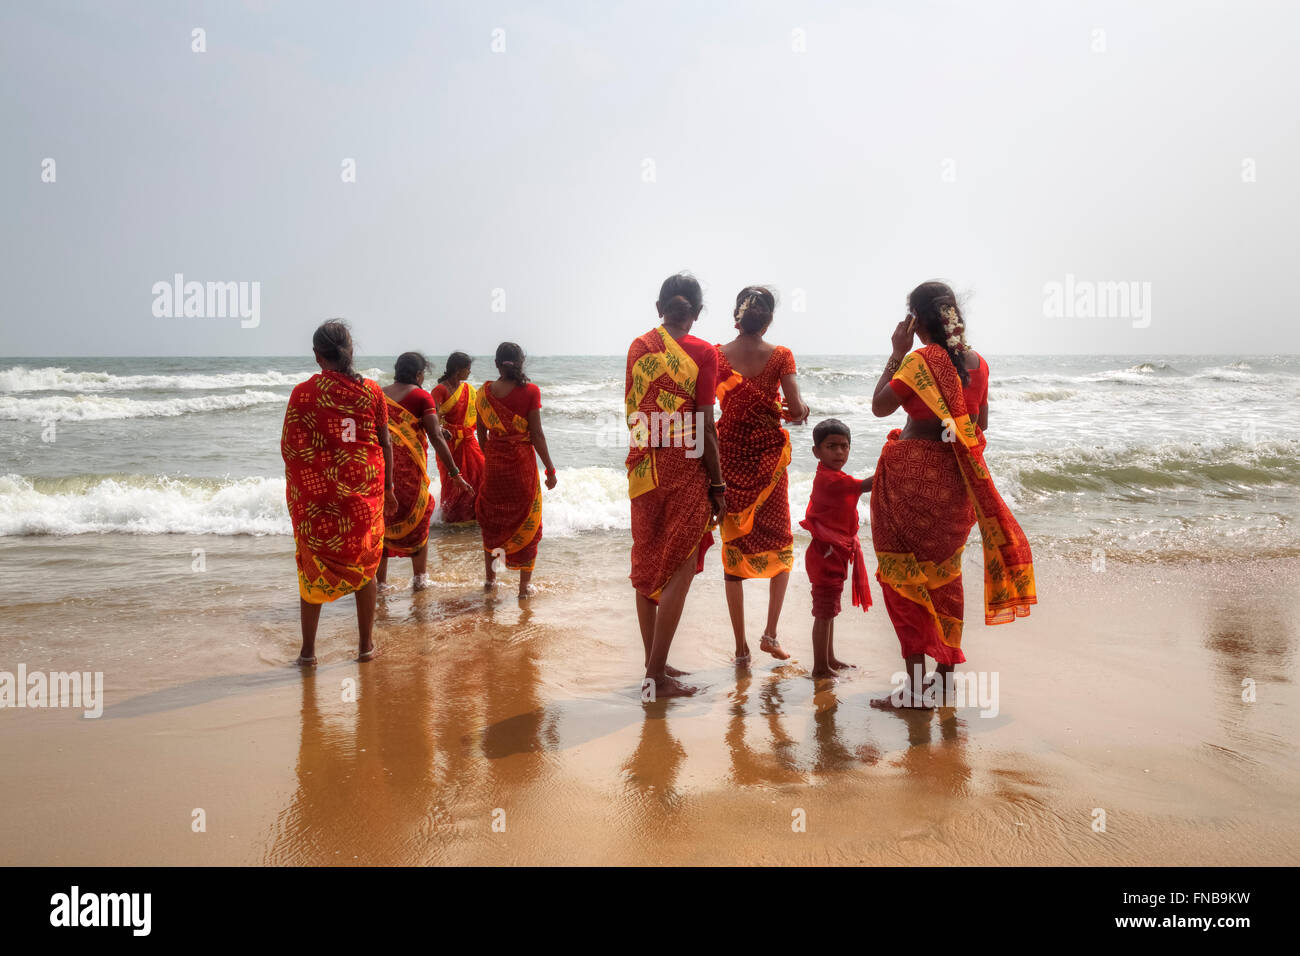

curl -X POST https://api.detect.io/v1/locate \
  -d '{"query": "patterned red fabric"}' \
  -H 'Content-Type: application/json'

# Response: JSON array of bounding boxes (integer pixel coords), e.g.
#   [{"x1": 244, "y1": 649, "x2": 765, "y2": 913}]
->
[
  {"x1": 626, "y1": 328, "x2": 715, "y2": 601},
  {"x1": 872, "y1": 344, "x2": 1036, "y2": 664},
  {"x1": 475, "y1": 383, "x2": 542, "y2": 571},
  {"x1": 871, "y1": 433, "x2": 973, "y2": 664},
  {"x1": 431, "y1": 382, "x2": 485, "y2": 524},
  {"x1": 281, "y1": 371, "x2": 388, "y2": 603},
  {"x1": 381, "y1": 395, "x2": 433, "y2": 558},
  {"x1": 799, "y1": 463, "x2": 871, "y2": 618},
  {"x1": 715, "y1": 346, "x2": 797, "y2": 578}
]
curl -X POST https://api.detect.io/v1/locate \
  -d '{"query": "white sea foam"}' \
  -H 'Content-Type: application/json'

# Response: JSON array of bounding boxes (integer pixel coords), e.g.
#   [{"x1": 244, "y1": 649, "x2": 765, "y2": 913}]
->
[
  {"x1": 0, "y1": 365, "x2": 312, "y2": 393},
  {"x1": 0, "y1": 474, "x2": 291, "y2": 535},
  {"x1": 0, "y1": 390, "x2": 287, "y2": 422}
]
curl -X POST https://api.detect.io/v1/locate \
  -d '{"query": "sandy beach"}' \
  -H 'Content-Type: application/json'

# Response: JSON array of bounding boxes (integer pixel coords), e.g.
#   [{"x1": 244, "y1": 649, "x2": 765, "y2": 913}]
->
[{"x1": 2, "y1": 528, "x2": 1296, "y2": 867}]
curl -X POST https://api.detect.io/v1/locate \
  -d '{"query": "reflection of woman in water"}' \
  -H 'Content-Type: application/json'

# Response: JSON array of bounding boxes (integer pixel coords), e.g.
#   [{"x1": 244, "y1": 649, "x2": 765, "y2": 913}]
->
[{"x1": 869, "y1": 282, "x2": 1036, "y2": 708}]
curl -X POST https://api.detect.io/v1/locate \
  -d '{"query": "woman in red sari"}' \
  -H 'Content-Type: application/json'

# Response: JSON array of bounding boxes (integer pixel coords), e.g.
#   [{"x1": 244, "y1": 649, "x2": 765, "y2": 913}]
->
[
  {"x1": 281, "y1": 320, "x2": 396, "y2": 664},
  {"x1": 869, "y1": 281, "x2": 1037, "y2": 708},
  {"x1": 475, "y1": 342, "x2": 558, "y2": 598},
  {"x1": 377, "y1": 351, "x2": 473, "y2": 592},
  {"x1": 627, "y1": 273, "x2": 726, "y2": 699},
  {"x1": 715, "y1": 286, "x2": 810, "y2": 663},
  {"x1": 430, "y1": 351, "x2": 485, "y2": 524}
]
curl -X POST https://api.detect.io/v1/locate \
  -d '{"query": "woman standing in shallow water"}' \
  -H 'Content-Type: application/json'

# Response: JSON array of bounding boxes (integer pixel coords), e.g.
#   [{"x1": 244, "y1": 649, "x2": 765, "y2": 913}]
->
[
  {"x1": 430, "y1": 351, "x2": 485, "y2": 524},
  {"x1": 626, "y1": 273, "x2": 726, "y2": 698},
  {"x1": 281, "y1": 320, "x2": 395, "y2": 664},
  {"x1": 714, "y1": 286, "x2": 810, "y2": 664},
  {"x1": 475, "y1": 343, "x2": 558, "y2": 598},
  {"x1": 868, "y1": 281, "x2": 1036, "y2": 708},
  {"x1": 377, "y1": 351, "x2": 472, "y2": 591}
]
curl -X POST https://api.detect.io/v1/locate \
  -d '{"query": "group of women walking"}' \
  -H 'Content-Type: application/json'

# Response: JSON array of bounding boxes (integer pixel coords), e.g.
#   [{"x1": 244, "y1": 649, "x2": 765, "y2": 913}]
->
[
  {"x1": 281, "y1": 272, "x2": 1036, "y2": 711},
  {"x1": 280, "y1": 324, "x2": 553, "y2": 663}
]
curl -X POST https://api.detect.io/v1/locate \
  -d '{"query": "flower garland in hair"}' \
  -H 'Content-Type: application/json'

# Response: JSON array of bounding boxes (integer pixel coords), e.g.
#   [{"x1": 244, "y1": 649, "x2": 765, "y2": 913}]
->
[
  {"x1": 939, "y1": 303, "x2": 969, "y2": 353},
  {"x1": 735, "y1": 289, "x2": 760, "y2": 324}
]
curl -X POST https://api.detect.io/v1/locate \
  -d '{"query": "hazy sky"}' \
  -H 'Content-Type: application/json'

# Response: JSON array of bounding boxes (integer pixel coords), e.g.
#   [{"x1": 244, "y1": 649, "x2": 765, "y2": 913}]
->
[{"x1": 2, "y1": 0, "x2": 1297, "y2": 356}]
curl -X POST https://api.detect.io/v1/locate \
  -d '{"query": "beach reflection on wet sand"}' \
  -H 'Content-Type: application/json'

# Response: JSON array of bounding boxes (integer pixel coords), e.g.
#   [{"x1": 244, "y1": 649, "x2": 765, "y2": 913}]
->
[{"x1": 1, "y1": 536, "x2": 1298, "y2": 866}]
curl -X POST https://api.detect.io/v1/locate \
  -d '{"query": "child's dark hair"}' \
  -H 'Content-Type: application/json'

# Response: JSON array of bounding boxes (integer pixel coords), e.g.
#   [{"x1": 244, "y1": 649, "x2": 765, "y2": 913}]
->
[
  {"x1": 813, "y1": 418, "x2": 852, "y2": 446},
  {"x1": 657, "y1": 272, "x2": 704, "y2": 325},
  {"x1": 495, "y1": 342, "x2": 528, "y2": 385},
  {"x1": 393, "y1": 351, "x2": 429, "y2": 385},
  {"x1": 908, "y1": 280, "x2": 970, "y2": 386},
  {"x1": 439, "y1": 351, "x2": 472, "y2": 386},
  {"x1": 734, "y1": 285, "x2": 776, "y2": 335},
  {"x1": 312, "y1": 319, "x2": 358, "y2": 380}
]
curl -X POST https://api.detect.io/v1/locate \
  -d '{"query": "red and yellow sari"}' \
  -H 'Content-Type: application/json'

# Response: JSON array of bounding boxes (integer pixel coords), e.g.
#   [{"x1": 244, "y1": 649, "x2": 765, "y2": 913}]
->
[
  {"x1": 281, "y1": 371, "x2": 388, "y2": 603},
  {"x1": 626, "y1": 327, "x2": 715, "y2": 601},
  {"x1": 715, "y1": 346, "x2": 796, "y2": 578},
  {"x1": 382, "y1": 395, "x2": 433, "y2": 557},
  {"x1": 474, "y1": 385, "x2": 542, "y2": 571},
  {"x1": 433, "y1": 381, "x2": 485, "y2": 524},
  {"x1": 871, "y1": 344, "x2": 1036, "y2": 664}
]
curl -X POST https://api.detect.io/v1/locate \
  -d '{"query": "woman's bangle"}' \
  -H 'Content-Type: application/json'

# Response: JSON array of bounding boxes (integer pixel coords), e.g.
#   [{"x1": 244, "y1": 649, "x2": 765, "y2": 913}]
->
[
  {"x1": 710, "y1": 481, "x2": 726, "y2": 491},
  {"x1": 884, "y1": 356, "x2": 902, "y2": 375},
  {"x1": 449, "y1": 467, "x2": 460, "y2": 477},
  {"x1": 545, "y1": 467, "x2": 556, "y2": 476}
]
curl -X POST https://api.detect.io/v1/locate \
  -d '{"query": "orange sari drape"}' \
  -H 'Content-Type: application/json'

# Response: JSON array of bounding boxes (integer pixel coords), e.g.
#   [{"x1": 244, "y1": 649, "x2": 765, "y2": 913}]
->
[
  {"x1": 434, "y1": 381, "x2": 485, "y2": 524},
  {"x1": 382, "y1": 395, "x2": 433, "y2": 557},
  {"x1": 281, "y1": 371, "x2": 387, "y2": 603},
  {"x1": 474, "y1": 385, "x2": 542, "y2": 571},
  {"x1": 626, "y1": 326, "x2": 714, "y2": 602},
  {"x1": 871, "y1": 345, "x2": 1036, "y2": 663},
  {"x1": 715, "y1": 348, "x2": 795, "y2": 578}
]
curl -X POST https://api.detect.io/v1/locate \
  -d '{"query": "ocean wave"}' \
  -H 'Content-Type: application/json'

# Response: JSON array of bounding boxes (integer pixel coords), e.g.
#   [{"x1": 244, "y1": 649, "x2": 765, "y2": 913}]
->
[
  {"x1": 0, "y1": 474, "x2": 291, "y2": 535},
  {"x1": 1002, "y1": 439, "x2": 1300, "y2": 497},
  {"x1": 0, "y1": 390, "x2": 288, "y2": 422},
  {"x1": 0, "y1": 365, "x2": 312, "y2": 393}
]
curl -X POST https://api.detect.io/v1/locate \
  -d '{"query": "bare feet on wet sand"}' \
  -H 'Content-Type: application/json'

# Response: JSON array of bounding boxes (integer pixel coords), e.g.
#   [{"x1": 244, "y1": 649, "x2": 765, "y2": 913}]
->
[
  {"x1": 759, "y1": 633, "x2": 790, "y2": 661},
  {"x1": 643, "y1": 675, "x2": 699, "y2": 699}
]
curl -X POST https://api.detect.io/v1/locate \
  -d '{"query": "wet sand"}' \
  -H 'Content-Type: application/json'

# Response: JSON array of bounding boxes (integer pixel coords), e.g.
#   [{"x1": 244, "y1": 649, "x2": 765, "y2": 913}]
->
[{"x1": 1, "y1": 531, "x2": 1297, "y2": 866}]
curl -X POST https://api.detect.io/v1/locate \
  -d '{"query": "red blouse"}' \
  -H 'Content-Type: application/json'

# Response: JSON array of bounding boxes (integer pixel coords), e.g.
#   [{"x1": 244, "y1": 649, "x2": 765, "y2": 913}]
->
[
  {"x1": 487, "y1": 381, "x2": 541, "y2": 417},
  {"x1": 677, "y1": 333, "x2": 719, "y2": 404},
  {"x1": 891, "y1": 352, "x2": 989, "y2": 421},
  {"x1": 394, "y1": 385, "x2": 435, "y2": 419}
]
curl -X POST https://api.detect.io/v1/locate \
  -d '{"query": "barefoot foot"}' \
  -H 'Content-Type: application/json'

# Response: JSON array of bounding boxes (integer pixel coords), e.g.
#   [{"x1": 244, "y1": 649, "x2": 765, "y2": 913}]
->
[
  {"x1": 294, "y1": 654, "x2": 317, "y2": 667},
  {"x1": 759, "y1": 633, "x2": 791, "y2": 661},
  {"x1": 734, "y1": 642, "x2": 751, "y2": 664},
  {"x1": 829, "y1": 657, "x2": 857, "y2": 671},
  {"x1": 665, "y1": 664, "x2": 691, "y2": 678},
  {"x1": 643, "y1": 675, "x2": 699, "y2": 700},
  {"x1": 357, "y1": 644, "x2": 379, "y2": 663},
  {"x1": 869, "y1": 690, "x2": 932, "y2": 711},
  {"x1": 811, "y1": 665, "x2": 837, "y2": 680}
]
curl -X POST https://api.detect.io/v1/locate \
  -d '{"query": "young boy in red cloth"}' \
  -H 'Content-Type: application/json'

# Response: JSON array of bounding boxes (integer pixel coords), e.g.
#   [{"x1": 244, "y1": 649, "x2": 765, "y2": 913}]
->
[{"x1": 800, "y1": 419, "x2": 872, "y2": 679}]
